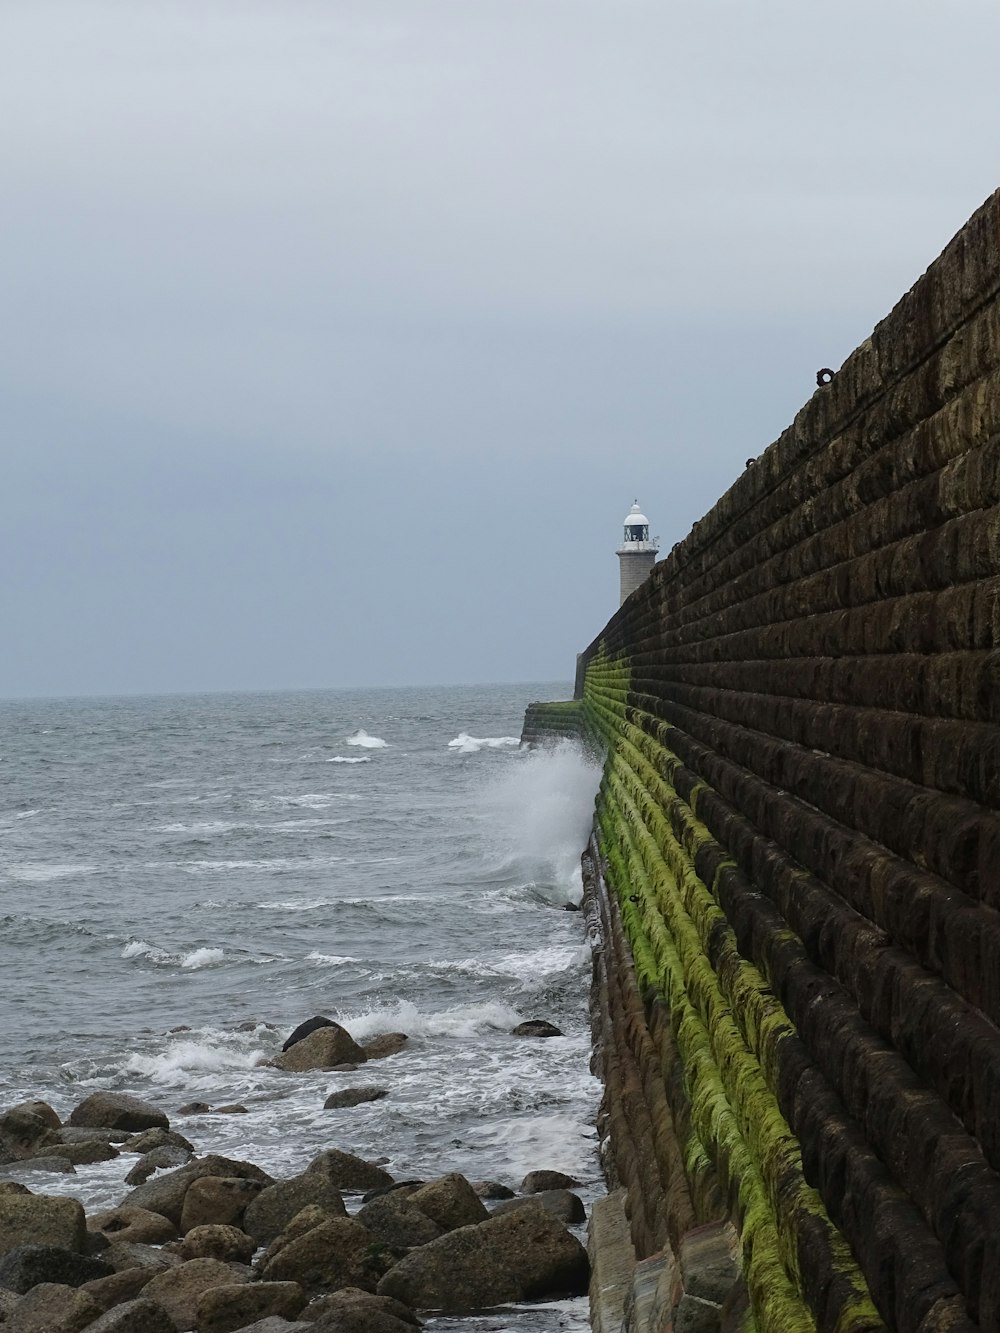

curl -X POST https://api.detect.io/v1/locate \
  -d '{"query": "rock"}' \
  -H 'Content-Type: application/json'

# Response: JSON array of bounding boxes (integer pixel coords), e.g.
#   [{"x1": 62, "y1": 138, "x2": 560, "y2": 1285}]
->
[
  {"x1": 176, "y1": 1223, "x2": 255, "y2": 1264},
  {"x1": 309, "y1": 1311, "x2": 416, "y2": 1333},
  {"x1": 142, "y1": 1257, "x2": 249, "y2": 1330},
  {"x1": 180, "y1": 1175, "x2": 265, "y2": 1234},
  {"x1": 30, "y1": 1139, "x2": 119, "y2": 1166},
  {"x1": 0, "y1": 1108, "x2": 59, "y2": 1158},
  {"x1": 282, "y1": 1016, "x2": 338, "y2": 1052},
  {"x1": 259, "y1": 1215, "x2": 392, "y2": 1294},
  {"x1": 327, "y1": 1064, "x2": 359, "y2": 1073},
  {"x1": 0, "y1": 1156, "x2": 75, "y2": 1176},
  {"x1": 177, "y1": 1102, "x2": 212, "y2": 1116},
  {"x1": 303, "y1": 1287, "x2": 421, "y2": 1326},
  {"x1": 100, "y1": 1241, "x2": 179, "y2": 1275},
  {"x1": 354, "y1": 1194, "x2": 443, "y2": 1249},
  {"x1": 276, "y1": 1026, "x2": 368, "y2": 1072},
  {"x1": 220, "y1": 1320, "x2": 302, "y2": 1333},
  {"x1": 57, "y1": 1127, "x2": 130, "y2": 1145},
  {"x1": 360, "y1": 1182, "x2": 422, "y2": 1205},
  {"x1": 89, "y1": 1206, "x2": 177, "y2": 1246},
  {"x1": 197, "y1": 1280, "x2": 307, "y2": 1333},
  {"x1": 123, "y1": 1128, "x2": 194, "y2": 1155},
  {"x1": 68, "y1": 1093, "x2": 169, "y2": 1133},
  {"x1": 376, "y1": 1207, "x2": 589, "y2": 1311},
  {"x1": 510, "y1": 1020, "x2": 562, "y2": 1038},
  {"x1": 520, "y1": 1169, "x2": 581, "y2": 1192},
  {"x1": 80, "y1": 1297, "x2": 179, "y2": 1332},
  {"x1": 0, "y1": 1245, "x2": 114, "y2": 1293},
  {"x1": 243, "y1": 1174, "x2": 346, "y2": 1246},
  {"x1": 408, "y1": 1174, "x2": 488, "y2": 1232},
  {"x1": 0, "y1": 1282, "x2": 103, "y2": 1331},
  {"x1": 305, "y1": 1149, "x2": 393, "y2": 1194},
  {"x1": 7, "y1": 1102, "x2": 61, "y2": 1131},
  {"x1": 123, "y1": 1154, "x2": 275, "y2": 1226},
  {"x1": 0, "y1": 1193, "x2": 86, "y2": 1257},
  {"x1": 80, "y1": 1266, "x2": 161, "y2": 1309},
  {"x1": 491, "y1": 1190, "x2": 586, "y2": 1224},
  {"x1": 0, "y1": 1182, "x2": 31, "y2": 1196},
  {"x1": 323, "y1": 1087, "x2": 388, "y2": 1110},
  {"x1": 214, "y1": 1105, "x2": 249, "y2": 1115},
  {"x1": 471, "y1": 1181, "x2": 515, "y2": 1200},
  {"x1": 361, "y1": 1034, "x2": 408, "y2": 1061},
  {"x1": 124, "y1": 1144, "x2": 193, "y2": 1185},
  {"x1": 256, "y1": 1205, "x2": 332, "y2": 1267}
]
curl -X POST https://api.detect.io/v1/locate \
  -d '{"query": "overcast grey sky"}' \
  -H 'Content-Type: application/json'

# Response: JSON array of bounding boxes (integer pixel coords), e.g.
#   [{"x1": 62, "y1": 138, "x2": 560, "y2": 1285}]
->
[{"x1": 3, "y1": 1, "x2": 998, "y2": 697}]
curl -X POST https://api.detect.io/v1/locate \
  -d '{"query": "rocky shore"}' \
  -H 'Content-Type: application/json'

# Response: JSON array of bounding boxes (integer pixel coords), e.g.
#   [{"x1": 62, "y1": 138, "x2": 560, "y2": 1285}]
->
[{"x1": 0, "y1": 1017, "x2": 590, "y2": 1333}]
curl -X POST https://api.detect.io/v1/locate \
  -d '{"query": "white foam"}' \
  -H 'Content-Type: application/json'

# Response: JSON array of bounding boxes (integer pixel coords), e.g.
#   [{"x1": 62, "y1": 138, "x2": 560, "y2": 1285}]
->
[
  {"x1": 180, "y1": 947, "x2": 225, "y2": 968},
  {"x1": 345, "y1": 730, "x2": 388, "y2": 749},
  {"x1": 327, "y1": 755, "x2": 371, "y2": 764},
  {"x1": 339, "y1": 998, "x2": 523, "y2": 1041},
  {"x1": 307, "y1": 951, "x2": 363, "y2": 965},
  {"x1": 447, "y1": 733, "x2": 521, "y2": 753},
  {"x1": 7, "y1": 862, "x2": 99, "y2": 882},
  {"x1": 124, "y1": 1035, "x2": 266, "y2": 1081},
  {"x1": 122, "y1": 941, "x2": 224, "y2": 968}
]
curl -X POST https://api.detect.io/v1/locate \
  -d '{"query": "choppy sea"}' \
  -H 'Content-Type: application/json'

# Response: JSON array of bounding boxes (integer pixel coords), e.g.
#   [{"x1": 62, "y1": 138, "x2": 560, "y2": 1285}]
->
[{"x1": 0, "y1": 683, "x2": 603, "y2": 1331}]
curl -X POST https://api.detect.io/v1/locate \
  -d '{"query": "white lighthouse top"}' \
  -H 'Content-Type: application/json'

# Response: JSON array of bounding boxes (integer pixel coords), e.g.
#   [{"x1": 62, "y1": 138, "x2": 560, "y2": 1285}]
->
[
  {"x1": 622, "y1": 502, "x2": 649, "y2": 528},
  {"x1": 617, "y1": 499, "x2": 658, "y2": 556}
]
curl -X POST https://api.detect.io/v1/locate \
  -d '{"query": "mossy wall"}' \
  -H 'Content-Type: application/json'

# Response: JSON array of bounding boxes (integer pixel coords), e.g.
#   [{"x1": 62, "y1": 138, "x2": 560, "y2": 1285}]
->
[{"x1": 572, "y1": 190, "x2": 1000, "y2": 1333}]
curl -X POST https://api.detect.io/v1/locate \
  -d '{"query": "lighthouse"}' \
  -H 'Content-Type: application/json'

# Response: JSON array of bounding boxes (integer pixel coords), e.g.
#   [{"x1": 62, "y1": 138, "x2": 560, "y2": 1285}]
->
[{"x1": 617, "y1": 501, "x2": 658, "y2": 605}]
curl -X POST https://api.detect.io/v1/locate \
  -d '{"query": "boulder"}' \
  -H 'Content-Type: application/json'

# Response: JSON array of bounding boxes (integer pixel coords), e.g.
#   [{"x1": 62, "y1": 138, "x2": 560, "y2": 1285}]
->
[
  {"x1": 471, "y1": 1181, "x2": 515, "y2": 1200},
  {"x1": 491, "y1": 1190, "x2": 586, "y2": 1224},
  {"x1": 142, "y1": 1257, "x2": 249, "y2": 1330},
  {"x1": 305, "y1": 1149, "x2": 393, "y2": 1194},
  {"x1": 0, "y1": 1193, "x2": 86, "y2": 1257},
  {"x1": 214, "y1": 1105, "x2": 248, "y2": 1115},
  {"x1": 376, "y1": 1207, "x2": 589, "y2": 1311},
  {"x1": 0, "y1": 1282, "x2": 103, "y2": 1331},
  {"x1": 177, "y1": 1102, "x2": 212, "y2": 1116},
  {"x1": 30, "y1": 1139, "x2": 119, "y2": 1166},
  {"x1": 177, "y1": 1223, "x2": 255, "y2": 1264},
  {"x1": 276, "y1": 1026, "x2": 367, "y2": 1072},
  {"x1": 99, "y1": 1241, "x2": 179, "y2": 1275},
  {"x1": 243, "y1": 1175, "x2": 346, "y2": 1247},
  {"x1": 88, "y1": 1206, "x2": 177, "y2": 1246},
  {"x1": 0, "y1": 1156, "x2": 74, "y2": 1176},
  {"x1": 303, "y1": 1287, "x2": 420, "y2": 1326},
  {"x1": 510, "y1": 1020, "x2": 562, "y2": 1038},
  {"x1": 0, "y1": 1245, "x2": 114, "y2": 1293},
  {"x1": 361, "y1": 1182, "x2": 422, "y2": 1205},
  {"x1": 68, "y1": 1093, "x2": 169, "y2": 1132},
  {"x1": 355, "y1": 1194, "x2": 443, "y2": 1249},
  {"x1": 57, "y1": 1128, "x2": 130, "y2": 1145},
  {"x1": 123, "y1": 1154, "x2": 274, "y2": 1225},
  {"x1": 123, "y1": 1128, "x2": 194, "y2": 1155},
  {"x1": 521, "y1": 1169, "x2": 581, "y2": 1192},
  {"x1": 218, "y1": 1321, "x2": 302, "y2": 1333},
  {"x1": 361, "y1": 1034, "x2": 408, "y2": 1061},
  {"x1": 124, "y1": 1144, "x2": 192, "y2": 1185},
  {"x1": 180, "y1": 1175, "x2": 265, "y2": 1234},
  {"x1": 281, "y1": 1016, "x2": 337, "y2": 1052},
  {"x1": 256, "y1": 1205, "x2": 333, "y2": 1268},
  {"x1": 80, "y1": 1266, "x2": 161, "y2": 1309},
  {"x1": 309, "y1": 1311, "x2": 418, "y2": 1333},
  {"x1": 6, "y1": 1102, "x2": 61, "y2": 1131},
  {"x1": 259, "y1": 1216, "x2": 392, "y2": 1293},
  {"x1": 0, "y1": 1107, "x2": 59, "y2": 1158},
  {"x1": 323, "y1": 1087, "x2": 388, "y2": 1110},
  {"x1": 81, "y1": 1297, "x2": 179, "y2": 1332},
  {"x1": 196, "y1": 1280, "x2": 307, "y2": 1333},
  {"x1": 408, "y1": 1174, "x2": 488, "y2": 1232}
]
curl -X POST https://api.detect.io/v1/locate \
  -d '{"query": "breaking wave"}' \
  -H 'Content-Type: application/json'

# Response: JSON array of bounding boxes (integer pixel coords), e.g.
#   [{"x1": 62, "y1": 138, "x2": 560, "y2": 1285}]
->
[
  {"x1": 447, "y1": 733, "x2": 520, "y2": 753},
  {"x1": 346, "y1": 730, "x2": 388, "y2": 748}
]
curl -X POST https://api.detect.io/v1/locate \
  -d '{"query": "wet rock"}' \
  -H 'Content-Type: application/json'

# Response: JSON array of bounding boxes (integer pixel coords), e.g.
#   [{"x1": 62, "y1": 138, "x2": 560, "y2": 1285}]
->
[
  {"x1": 88, "y1": 1206, "x2": 177, "y2": 1246},
  {"x1": 175, "y1": 1222, "x2": 255, "y2": 1264},
  {"x1": 0, "y1": 1156, "x2": 75, "y2": 1176},
  {"x1": 80, "y1": 1266, "x2": 161, "y2": 1310},
  {"x1": 259, "y1": 1215, "x2": 392, "y2": 1293},
  {"x1": 361, "y1": 1034, "x2": 409, "y2": 1061},
  {"x1": 282, "y1": 1016, "x2": 337, "y2": 1052},
  {"x1": 57, "y1": 1127, "x2": 130, "y2": 1145},
  {"x1": 0, "y1": 1107, "x2": 60, "y2": 1159},
  {"x1": 360, "y1": 1182, "x2": 422, "y2": 1205},
  {"x1": 409, "y1": 1174, "x2": 488, "y2": 1232},
  {"x1": 81, "y1": 1297, "x2": 179, "y2": 1332},
  {"x1": 100, "y1": 1241, "x2": 179, "y2": 1275},
  {"x1": 0, "y1": 1192, "x2": 86, "y2": 1257},
  {"x1": 123, "y1": 1154, "x2": 275, "y2": 1226},
  {"x1": 276, "y1": 1026, "x2": 368, "y2": 1072},
  {"x1": 323, "y1": 1086, "x2": 388, "y2": 1110},
  {"x1": 376, "y1": 1207, "x2": 589, "y2": 1311},
  {"x1": 215, "y1": 1104, "x2": 249, "y2": 1115},
  {"x1": 510, "y1": 1020, "x2": 562, "y2": 1038},
  {"x1": 68, "y1": 1093, "x2": 169, "y2": 1133},
  {"x1": 520, "y1": 1169, "x2": 581, "y2": 1192},
  {"x1": 30, "y1": 1139, "x2": 119, "y2": 1166},
  {"x1": 471, "y1": 1181, "x2": 515, "y2": 1200},
  {"x1": 178, "y1": 1102, "x2": 212, "y2": 1116},
  {"x1": 0, "y1": 1245, "x2": 114, "y2": 1293},
  {"x1": 123, "y1": 1144, "x2": 192, "y2": 1185},
  {"x1": 180, "y1": 1175, "x2": 265, "y2": 1234},
  {"x1": 0, "y1": 1282, "x2": 103, "y2": 1331},
  {"x1": 491, "y1": 1190, "x2": 586, "y2": 1224},
  {"x1": 243, "y1": 1174, "x2": 346, "y2": 1246},
  {"x1": 123, "y1": 1127, "x2": 194, "y2": 1155},
  {"x1": 6, "y1": 1102, "x2": 61, "y2": 1131},
  {"x1": 305, "y1": 1149, "x2": 393, "y2": 1194},
  {"x1": 197, "y1": 1280, "x2": 307, "y2": 1333},
  {"x1": 355, "y1": 1193, "x2": 443, "y2": 1249},
  {"x1": 303, "y1": 1286, "x2": 421, "y2": 1326},
  {"x1": 142, "y1": 1256, "x2": 249, "y2": 1330}
]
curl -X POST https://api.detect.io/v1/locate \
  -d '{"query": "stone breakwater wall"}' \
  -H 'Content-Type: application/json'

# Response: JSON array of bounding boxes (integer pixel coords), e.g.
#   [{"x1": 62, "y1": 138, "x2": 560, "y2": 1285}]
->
[{"x1": 527, "y1": 189, "x2": 1000, "y2": 1333}]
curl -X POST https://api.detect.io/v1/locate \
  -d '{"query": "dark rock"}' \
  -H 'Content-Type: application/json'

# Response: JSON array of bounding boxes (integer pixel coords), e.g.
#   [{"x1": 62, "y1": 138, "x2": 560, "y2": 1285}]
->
[
  {"x1": 361, "y1": 1033, "x2": 409, "y2": 1060},
  {"x1": 123, "y1": 1154, "x2": 274, "y2": 1226},
  {"x1": 180, "y1": 1175, "x2": 265, "y2": 1234},
  {"x1": 491, "y1": 1190, "x2": 586, "y2": 1224},
  {"x1": 323, "y1": 1087, "x2": 388, "y2": 1110},
  {"x1": 57, "y1": 1127, "x2": 130, "y2": 1145},
  {"x1": 122, "y1": 1128, "x2": 194, "y2": 1155},
  {"x1": 408, "y1": 1174, "x2": 488, "y2": 1232},
  {"x1": 197, "y1": 1280, "x2": 307, "y2": 1333},
  {"x1": 355, "y1": 1194, "x2": 443, "y2": 1249},
  {"x1": 0, "y1": 1156, "x2": 75, "y2": 1176},
  {"x1": 243, "y1": 1173, "x2": 346, "y2": 1246},
  {"x1": 276, "y1": 1026, "x2": 368, "y2": 1072},
  {"x1": 0, "y1": 1193, "x2": 86, "y2": 1257},
  {"x1": 0, "y1": 1281, "x2": 103, "y2": 1331},
  {"x1": 305, "y1": 1149, "x2": 393, "y2": 1194},
  {"x1": 376, "y1": 1206, "x2": 589, "y2": 1311},
  {"x1": 88, "y1": 1206, "x2": 177, "y2": 1246},
  {"x1": 175, "y1": 1223, "x2": 255, "y2": 1264},
  {"x1": 309, "y1": 1309, "x2": 416, "y2": 1333},
  {"x1": 471, "y1": 1181, "x2": 515, "y2": 1200},
  {"x1": 520, "y1": 1169, "x2": 581, "y2": 1192},
  {"x1": 123, "y1": 1144, "x2": 192, "y2": 1185},
  {"x1": 258, "y1": 1215, "x2": 392, "y2": 1293},
  {"x1": 80, "y1": 1267, "x2": 161, "y2": 1310},
  {"x1": 99, "y1": 1241, "x2": 179, "y2": 1275},
  {"x1": 6, "y1": 1102, "x2": 61, "y2": 1131},
  {"x1": 361, "y1": 1182, "x2": 423, "y2": 1204},
  {"x1": 215, "y1": 1104, "x2": 249, "y2": 1114},
  {"x1": 80, "y1": 1297, "x2": 179, "y2": 1332},
  {"x1": 510, "y1": 1020, "x2": 562, "y2": 1038},
  {"x1": 304, "y1": 1287, "x2": 421, "y2": 1326},
  {"x1": 282, "y1": 1016, "x2": 337, "y2": 1052},
  {"x1": 561, "y1": 902, "x2": 581, "y2": 911},
  {"x1": 177, "y1": 1102, "x2": 211, "y2": 1116},
  {"x1": 0, "y1": 1108, "x2": 59, "y2": 1159},
  {"x1": 68, "y1": 1093, "x2": 169, "y2": 1133},
  {"x1": 0, "y1": 1244, "x2": 114, "y2": 1293},
  {"x1": 142, "y1": 1256, "x2": 249, "y2": 1330},
  {"x1": 30, "y1": 1139, "x2": 118, "y2": 1166}
]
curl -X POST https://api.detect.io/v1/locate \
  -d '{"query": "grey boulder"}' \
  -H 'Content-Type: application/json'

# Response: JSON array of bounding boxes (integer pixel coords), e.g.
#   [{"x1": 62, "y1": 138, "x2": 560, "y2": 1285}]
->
[{"x1": 68, "y1": 1093, "x2": 169, "y2": 1132}]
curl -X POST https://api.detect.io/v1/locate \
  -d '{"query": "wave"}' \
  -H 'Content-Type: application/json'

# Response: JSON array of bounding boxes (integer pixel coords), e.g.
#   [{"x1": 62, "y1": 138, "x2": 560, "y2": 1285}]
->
[
  {"x1": 121, "y1": 940, "x2": 226, "y2": 969},
  {"x1": 124, "y1": 1032, "x2": 267, "y2": 1080},
  {"x1": 327, "y1": 755, "x2": 370, "y2": 764},
  {"x1": 306, "y1": 951, "x2": 364, "y2": 965},
  {"x1": 5, "y1": 862, "x2": 100, "y2": 882},
  {"x1": 345, "y1": 730, "x2": 388, "y2": 749},
  {"x1": 337, "y1": 998, "x2": 524, "y2": 1041},
  {"x1": 447, "y1": 733, "x2": 520, "y2": 753}
]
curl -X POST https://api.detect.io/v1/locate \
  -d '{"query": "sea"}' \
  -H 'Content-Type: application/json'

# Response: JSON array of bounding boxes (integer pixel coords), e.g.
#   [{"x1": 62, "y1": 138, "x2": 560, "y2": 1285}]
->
[{"x1": 0, "y1": 683, "x2": 604, "y2": 1332}]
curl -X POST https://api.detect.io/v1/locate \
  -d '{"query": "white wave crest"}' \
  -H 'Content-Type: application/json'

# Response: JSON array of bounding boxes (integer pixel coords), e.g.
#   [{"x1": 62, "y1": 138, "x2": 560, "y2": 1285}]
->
[
  {"x1": 8, "y1": 862, "x2": 99, "y2": 882},
  {"x1": 122, "y1": 940, "x2": 224, "y2": 968},
  {"x1": 181, "y1": 947, "x2": 225, "y2": 968},
  {"x1": 447, "y1": 733, "x2": 520, "y2": 753},
  {"x1": 307, "y1": 951, "x2": 363, "y2": 965},
  {"x1": 345, "y1": 730, "x2": 388, "y2": 749},
  {"x1": 124, "y1": 1035, "x2": 265, "y2": 1080},
  {"x1": 339, "y1": 998, "x2": 523, "y2": 1042},
  {"x1": 327, "y1": 755, "x2": 370, "y2": 764}
]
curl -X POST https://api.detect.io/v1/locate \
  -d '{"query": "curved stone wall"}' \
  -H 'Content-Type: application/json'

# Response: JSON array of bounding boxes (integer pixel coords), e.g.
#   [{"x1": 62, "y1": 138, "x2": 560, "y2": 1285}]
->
[{"x1": 571, "y1": 190, "x2": 1000, "y2": 1333}]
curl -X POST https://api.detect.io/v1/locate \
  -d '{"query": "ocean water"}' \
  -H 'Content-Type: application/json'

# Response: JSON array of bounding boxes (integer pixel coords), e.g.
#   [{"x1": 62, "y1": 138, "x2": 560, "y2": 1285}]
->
[{"x1": 0, "y1": 683, "x2": 602, "y2": 1331}]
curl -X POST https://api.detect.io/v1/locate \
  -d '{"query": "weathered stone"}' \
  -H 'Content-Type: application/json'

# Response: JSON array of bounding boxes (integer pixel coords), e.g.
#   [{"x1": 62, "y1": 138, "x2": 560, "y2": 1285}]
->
[
  {"x1": 177, "y1": 1102, "x2": 212, "y2": 1116},
  {"x1": 180, "y1": 1175, "x2": 265, "y2": 1234},
  {"x1": 470, "y1": 1180, "x2": 515, "y2": 1200},
  {"x1": 361, "y1": 1034, "x2": 409, "y2": 1060},
  {"x1": 0, "y1": 1245, "x2": 113, "y2": 1293},
  {"x1": 323, "y1": 1086, "x2": 388, "y2": 1110},
  {"x1": 81, "y1": 1297, "x2": 179, "y2": 1332},
  {"x1": 308, "y1": 1309, "x2": 417, "y2": 1333},
  {"x1": 196, "y1": 1280, "x2": 307, "y2": 1333},
  {"x1": 0, "y1": 1156, "x2": 75, "y2": 1176},
  {"x1": 282, "y1": 1016, "x2": 337, "y2": 1052},
  {"x1": 408, "y1": 1174, "x2": 488, "y2": 1232},
  {"x1": 376, "y1": 1206, "x2": 589, "y2": 1311},
  {"x1": 30, "y1": 1139, "x2": 119, "y2": 1165},
  {"x1": 511, "y1": 1020, "x2": 562, "y2": 1038},
  {"x1": 259, "y1": 1216, "x2": 392, "y2": 1293},
  {"x1": 123, "y1": 1154, "x2": 274, "y2": 1225},
  {"x1": 491, "y1": 1190, "x2": 586, "y2": 1224},
  {"x1": 176, "y1": 1222, "x2": 255, "y2": 1264},
  {"x1": 89, "y1": 1205, "x2": 177, "y2": 1246},
  {"x1": 303, "y1": 1286, "x2": 421, "y2": 1326},
  {"x1": 355, "y1": 1193, "x2": 444, "y2": 1249},
  {"x1": 679, "y1": 1221, "x2": 741, "y2": 1305},
  {"x1": 68, "y1": 1093, "x2": 169, "y2": 1132},
  {"x1": 276, "y1": 1026, "x2": 368, "y2": 1072},
  {"x1": 123, "y1": 1144, "x2": 192, "y2": 1185},
  {"x1": 7, "y1": 1102, "x2": 61, "y2": 1131},
  {"x1": 0, "y1": 1282, "x2": 103, "y2": 1332},
  {"x1": 123, "y1": 1128, "x2": 194, "y2": 1155},
  {"x1": 0, "y1": 1108, "x2": 59, "y2": 1159},
  {"x1": 142, "y1": 1257, "x2": 249, "y2": 1330},
  {"x1": 214, "y1": 1105, "x2": 248, "y2": 1115},
  {"x1": 99, "y1": 1241, "x2": 179, "y2": 1275},
  {"x1": 521, "y1": 1169, "x2": 581, "y2": 1192},
  {"x1": 80, "y1": 1266, "x2": 161, "y2": 1310},
  {"x1": 304, "y1": 1149, "x2": 393, "y2": 1194},
  {"x1": 243, "y1": 1175, "x2": 346, "y2": 1246},
  {"x1": 0, "y1": 1193, "x2": 86, "y2": 1257}
]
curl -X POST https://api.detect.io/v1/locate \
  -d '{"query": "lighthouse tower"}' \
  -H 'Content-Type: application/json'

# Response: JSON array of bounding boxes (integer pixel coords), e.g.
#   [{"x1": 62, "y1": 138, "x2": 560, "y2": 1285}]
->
[{"x1": 617, "y1": 501, "x2": 659, "y2": 605}]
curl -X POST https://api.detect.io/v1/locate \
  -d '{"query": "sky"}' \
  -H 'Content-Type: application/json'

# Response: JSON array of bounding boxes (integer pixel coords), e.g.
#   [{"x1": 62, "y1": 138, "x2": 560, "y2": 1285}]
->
[{"x1": 3, "y1": 0, "x2": 999, "y2": 698}]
